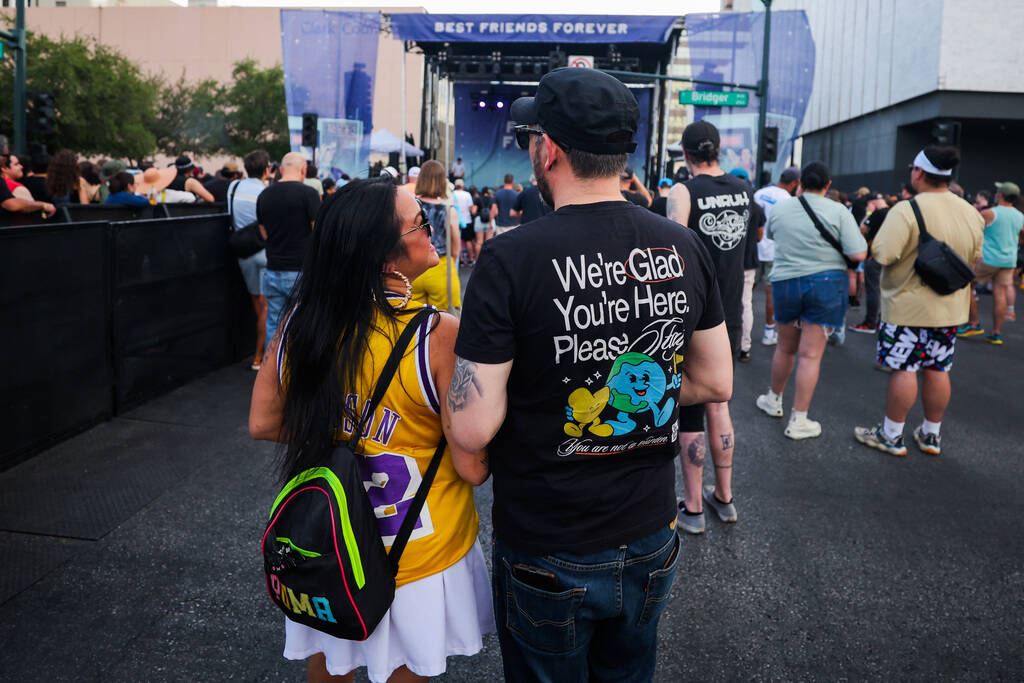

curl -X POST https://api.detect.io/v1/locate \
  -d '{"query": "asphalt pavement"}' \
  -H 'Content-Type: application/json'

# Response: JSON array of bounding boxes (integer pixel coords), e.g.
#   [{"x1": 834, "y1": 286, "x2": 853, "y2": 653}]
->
[{"x1": 1, "y1": 283, "x2": 1021, "y2": 682}]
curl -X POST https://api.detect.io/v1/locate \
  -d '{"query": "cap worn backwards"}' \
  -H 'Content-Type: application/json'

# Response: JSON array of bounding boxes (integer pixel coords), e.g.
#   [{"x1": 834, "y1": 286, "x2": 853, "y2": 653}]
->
[
  {"x1": 510, "y1": 68, "x2": 639, "y2": 155},
  {"x1": 995, "y1": 181, "x2": 1020, "y2": 197}
]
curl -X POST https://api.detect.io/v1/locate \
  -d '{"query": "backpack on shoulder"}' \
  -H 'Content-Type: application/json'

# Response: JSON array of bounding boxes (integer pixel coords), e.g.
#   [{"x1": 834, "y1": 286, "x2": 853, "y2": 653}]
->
[
  {"x1": 262, "y1": 308, "x2": 446, "y2": 640},
  {"x1": 908, "y1": 197, "x2": 975, "y2": 296}
]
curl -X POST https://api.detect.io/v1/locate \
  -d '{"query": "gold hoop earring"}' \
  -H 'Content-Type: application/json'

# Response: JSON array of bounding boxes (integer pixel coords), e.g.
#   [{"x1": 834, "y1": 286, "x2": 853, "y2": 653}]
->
[{"x1": 384, "y1": 269, "x2": 412, "y2": 307}]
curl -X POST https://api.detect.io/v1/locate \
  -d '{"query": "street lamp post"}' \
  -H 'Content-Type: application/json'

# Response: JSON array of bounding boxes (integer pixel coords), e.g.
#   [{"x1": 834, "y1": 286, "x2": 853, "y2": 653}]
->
[
  {"x1": 754, "y1": 0, "x2": 773, "y2": 186},
  {"x1": 0, "y1": 0, "x2": 27, "y2": 154}
]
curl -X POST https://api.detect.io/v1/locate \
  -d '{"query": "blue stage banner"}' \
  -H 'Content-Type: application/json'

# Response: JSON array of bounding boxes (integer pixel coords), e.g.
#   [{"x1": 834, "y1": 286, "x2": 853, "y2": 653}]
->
[
  {"x1": 391, "y1": 14, "x2": 675, "y2": 44},
  {"x1": 281, "y1": 10, "x2": 380, "y2": 179},
  {"x1": 684, "y1": 10, "x2": 815, "y2": 183},
  {"x1": 454, "y1": 83, "x2": 651, "y2": 190}
]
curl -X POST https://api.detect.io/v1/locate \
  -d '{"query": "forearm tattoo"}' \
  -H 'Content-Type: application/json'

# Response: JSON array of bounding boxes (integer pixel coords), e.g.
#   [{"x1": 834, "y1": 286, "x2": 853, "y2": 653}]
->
[
  {"x1": 686, "y1": 438, "x2": 706, "y2": 467},
  {"x1": 720, "y1": 433, "x2": 734, "y2": 450},
  {"x1": 447, "y1": 358, "x2": 481, "y2": 413}
]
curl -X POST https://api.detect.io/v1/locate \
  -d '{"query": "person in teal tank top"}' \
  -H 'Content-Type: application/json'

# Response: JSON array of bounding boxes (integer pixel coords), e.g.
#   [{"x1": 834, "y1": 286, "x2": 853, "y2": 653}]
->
[{"x1": 968, "y1": 182, "x2": 1024, "y2": 343}]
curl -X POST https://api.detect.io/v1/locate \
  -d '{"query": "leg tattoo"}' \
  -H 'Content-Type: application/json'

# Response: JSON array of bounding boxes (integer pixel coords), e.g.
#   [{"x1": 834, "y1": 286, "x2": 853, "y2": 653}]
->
[{"x1": 686, "y1": 438, "x2": 706, "y2": 467}]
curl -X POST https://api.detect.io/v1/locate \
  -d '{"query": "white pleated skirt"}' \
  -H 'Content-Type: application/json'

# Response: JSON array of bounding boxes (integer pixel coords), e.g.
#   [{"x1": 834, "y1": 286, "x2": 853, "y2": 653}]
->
[{"x1": 283, "y1": 540, "x2": 495, "y2": 682}]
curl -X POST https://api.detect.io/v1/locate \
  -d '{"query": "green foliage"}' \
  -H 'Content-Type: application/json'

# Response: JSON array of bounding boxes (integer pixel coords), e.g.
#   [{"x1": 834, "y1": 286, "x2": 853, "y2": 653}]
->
[
  {"x1": 222, "y1": 59, "x2": 289, "y2": 160},
  {"x1": 0, "y1": 31, "x2": 159, "y2": 161},
  {"x1": 153, "y1": 73, "x2": 229, "y2": 157},
  {"x1": 0, "y1": 30, "x2": 289, "y2": 161}
]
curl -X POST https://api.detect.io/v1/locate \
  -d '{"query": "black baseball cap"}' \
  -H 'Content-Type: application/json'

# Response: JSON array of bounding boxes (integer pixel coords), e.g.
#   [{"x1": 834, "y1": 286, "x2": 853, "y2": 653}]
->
[
  {"x1": 510, "y1": 68, "x2": 638, "y2": 154},
  {"x1": 681, "y1": 120, "x2": 720, "y2": 153}
]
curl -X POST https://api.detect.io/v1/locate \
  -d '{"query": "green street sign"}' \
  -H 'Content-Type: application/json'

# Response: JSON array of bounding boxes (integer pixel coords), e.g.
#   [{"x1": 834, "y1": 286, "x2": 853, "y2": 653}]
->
[{"x1": 678, "y1": 90, "x2": 749, "y2": 107}]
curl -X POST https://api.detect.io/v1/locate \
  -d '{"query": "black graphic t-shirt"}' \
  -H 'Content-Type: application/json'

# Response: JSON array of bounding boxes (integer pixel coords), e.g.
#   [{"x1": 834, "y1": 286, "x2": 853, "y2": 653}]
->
[
  {"x1": 683, "y1": 173, "x2": 751, "y2": 339},
  {"x1": 455, "y1": 200, "x2": 724, "y2": 555}
]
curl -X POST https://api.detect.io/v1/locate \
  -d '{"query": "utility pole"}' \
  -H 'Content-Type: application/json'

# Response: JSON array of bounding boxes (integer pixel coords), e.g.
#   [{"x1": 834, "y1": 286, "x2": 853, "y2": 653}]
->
[
  {"x1": 754, "y1": 0, "x2": 772, "y2": 186},
  {"x1": 0, "y1": 0, "x2": 27, "y2": 154}
]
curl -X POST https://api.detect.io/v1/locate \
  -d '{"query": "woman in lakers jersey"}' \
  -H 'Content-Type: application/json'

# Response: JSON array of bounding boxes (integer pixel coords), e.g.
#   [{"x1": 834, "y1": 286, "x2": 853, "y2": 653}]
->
[{"x1": 250, "y1": 177, "x2": 493, "y2": 683}]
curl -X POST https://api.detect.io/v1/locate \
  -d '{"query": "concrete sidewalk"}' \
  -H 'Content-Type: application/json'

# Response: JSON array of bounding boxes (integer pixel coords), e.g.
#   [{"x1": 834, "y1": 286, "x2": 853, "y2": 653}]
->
[{"x1": 1, "y1": 288, "x2": 1021, "y2": 681}]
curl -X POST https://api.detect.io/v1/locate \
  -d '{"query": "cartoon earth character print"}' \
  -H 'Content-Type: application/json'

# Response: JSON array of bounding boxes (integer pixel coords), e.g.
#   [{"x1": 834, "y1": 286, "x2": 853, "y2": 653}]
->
[
  {"x1": 564, "y1": 386, "x2": 615, "y2": 437},
  {"x1": 604, "y1": 352, "x2": 680, "y2": 435}
]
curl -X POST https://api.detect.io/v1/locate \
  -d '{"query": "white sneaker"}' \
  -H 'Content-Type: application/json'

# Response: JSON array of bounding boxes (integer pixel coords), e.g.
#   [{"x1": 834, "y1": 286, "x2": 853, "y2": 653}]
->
[
  {"x1": 761, "y1": 327, "x2": 778, "y2": 346},
  {"x1": 756, "y1": 391, "x2": 784, "y2": 417},
  {"x1": 784, "y1": 414, "x2": 822, "y2": 440}
]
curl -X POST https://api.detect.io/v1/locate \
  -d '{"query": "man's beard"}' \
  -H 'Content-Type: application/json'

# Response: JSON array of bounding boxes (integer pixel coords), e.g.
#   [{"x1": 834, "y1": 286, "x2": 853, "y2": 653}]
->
[{"x1": 531, "y1": 151, "x2": 555, "y2": 208}]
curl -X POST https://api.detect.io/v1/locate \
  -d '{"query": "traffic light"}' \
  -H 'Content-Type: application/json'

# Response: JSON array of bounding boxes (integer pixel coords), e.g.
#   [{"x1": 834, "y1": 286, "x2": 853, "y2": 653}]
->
[
  {"x1": 301, "y1": 112, "x2": 318, "y2": 148},
  {"x1": 30, "y1": 91, "x2": 56, "y2": 137},
  {"x1": 931, "y1": 120, "x2": 961, "y2": 146},
  {"x1": 547, "y1": 50, "x2": 566, "y2": 72},
  {"x1": 762, "y1": 126, "x2": 779, "y2": 163}
]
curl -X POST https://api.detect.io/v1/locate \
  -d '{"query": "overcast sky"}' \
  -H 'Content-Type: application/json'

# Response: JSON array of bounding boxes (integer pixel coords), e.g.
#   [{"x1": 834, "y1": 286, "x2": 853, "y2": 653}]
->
[{"x1": 222, "y1": 1, "x2": 721, "y2": 14}]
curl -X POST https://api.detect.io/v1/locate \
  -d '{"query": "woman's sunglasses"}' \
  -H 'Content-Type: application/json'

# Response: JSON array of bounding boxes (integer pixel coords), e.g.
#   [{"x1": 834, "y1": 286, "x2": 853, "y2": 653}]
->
[{"x1": 401, "y1": 200, "x2": 433, "y2": 237}]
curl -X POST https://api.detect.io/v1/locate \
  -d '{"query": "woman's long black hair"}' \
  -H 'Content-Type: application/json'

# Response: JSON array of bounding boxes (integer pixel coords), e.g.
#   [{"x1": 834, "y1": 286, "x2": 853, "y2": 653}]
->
[{"x1": 277, "y1": 177, "x2": 415, "y2": 483}]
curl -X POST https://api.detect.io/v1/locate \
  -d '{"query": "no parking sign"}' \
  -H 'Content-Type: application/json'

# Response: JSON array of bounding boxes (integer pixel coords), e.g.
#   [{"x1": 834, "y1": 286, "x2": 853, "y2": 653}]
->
[{"x1": 568, "y1": 55, "x2": 594, "y2": 69}]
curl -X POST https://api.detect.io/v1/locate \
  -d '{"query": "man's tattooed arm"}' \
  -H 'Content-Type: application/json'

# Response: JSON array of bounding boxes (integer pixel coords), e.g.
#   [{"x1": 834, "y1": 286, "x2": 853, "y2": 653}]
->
[{"x1": 447, "y1": 358, "x2": 481, "y2": 413}]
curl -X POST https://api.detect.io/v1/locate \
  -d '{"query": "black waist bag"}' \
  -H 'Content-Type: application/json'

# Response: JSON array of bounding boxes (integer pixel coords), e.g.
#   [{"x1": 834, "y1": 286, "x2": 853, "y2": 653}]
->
[
  {"x1": 909, "y1": 197, "x2": 974, "y2": 295},
  {"x1": 227, "y1": 180, "x2": 266, "y2": 258},
  {"x1": 262, "y1": 308, "x2": 446, "y2": 640}
]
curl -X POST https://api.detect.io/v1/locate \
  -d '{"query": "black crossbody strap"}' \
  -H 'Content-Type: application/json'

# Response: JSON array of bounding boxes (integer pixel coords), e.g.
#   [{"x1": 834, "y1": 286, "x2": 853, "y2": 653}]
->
[
  {"x1": 386, "y1": 436, "x2": 446, "y2": 569},
  {"x1": 798, "y1": 195, "x2": 858, "y2": 269},
  {"x1": 908, "y1": 197, "x2": 933, "y2": 243},
  {"x1": 228, "y1": 179, "x2": 240, "y2": 220},
  {"x1": 346, "y1": 308, "x2": 433, "y2": 450}
]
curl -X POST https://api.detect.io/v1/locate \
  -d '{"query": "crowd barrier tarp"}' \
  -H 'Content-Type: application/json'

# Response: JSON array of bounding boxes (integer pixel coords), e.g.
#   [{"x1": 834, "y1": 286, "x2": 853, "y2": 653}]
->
[
  {"x1": 281, "y1": 10, "x2": 380, "y2": 179},
  {"x1": 685, "y1": 10, "x2": 815, "y2": 182},
  {"x1": 454, "y1": 83, "x2": 652, "y2": 188},
  {"x1": 0, "y1": 222, "x2": 112, "y2": 470},
  {"x1": 111, "y1": 214, "x2": 239, "y2": 412},
  {"x1": 391, "y1": 14, "x2": 676, "y2": 44}
]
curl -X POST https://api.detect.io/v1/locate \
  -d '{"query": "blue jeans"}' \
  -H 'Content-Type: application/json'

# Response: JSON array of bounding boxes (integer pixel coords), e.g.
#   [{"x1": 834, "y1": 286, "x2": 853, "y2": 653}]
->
[
  {"x1": 262, "y1": 269, "x2": 299, "y2": 352},
  {"x1": 772, "y1": 269, "x2": 848, "y2": 330},
  {"x1": 493, "y1": 525, "x2": 680, "y2": 683}
]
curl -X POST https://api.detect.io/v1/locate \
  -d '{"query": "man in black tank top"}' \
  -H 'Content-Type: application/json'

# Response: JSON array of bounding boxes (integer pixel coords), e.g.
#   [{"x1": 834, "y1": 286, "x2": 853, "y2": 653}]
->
[{"x1": 666, "y1": 120, "x2": 749, "y2": 535}]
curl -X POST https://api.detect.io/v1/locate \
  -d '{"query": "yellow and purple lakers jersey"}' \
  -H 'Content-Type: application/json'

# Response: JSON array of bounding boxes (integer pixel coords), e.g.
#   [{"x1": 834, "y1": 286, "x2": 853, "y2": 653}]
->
[{"x1": 279, "y1": 297, "x2": 478, "y2": 587}]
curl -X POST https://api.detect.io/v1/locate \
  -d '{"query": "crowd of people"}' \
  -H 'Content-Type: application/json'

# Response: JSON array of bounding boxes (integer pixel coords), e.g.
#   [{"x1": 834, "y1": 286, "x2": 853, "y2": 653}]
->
[
  {"x1": 0, "y1": 139, "x2": 351, "y2": 223},
  {"x1": 244, "y1": 74, "x2": 1020, "y2": 683},
  {"x1": 5, "y1": 65, "x2": 1018, "y2": 683}
]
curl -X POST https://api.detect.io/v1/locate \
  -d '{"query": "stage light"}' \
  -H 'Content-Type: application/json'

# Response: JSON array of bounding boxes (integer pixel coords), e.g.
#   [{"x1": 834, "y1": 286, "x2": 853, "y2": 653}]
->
[
  {"x1": 495, "y1": 101, "x2": 504, "y2": 109},
  {"x1": 478, "y1": 100, "x2": 487, "y2": 109}
]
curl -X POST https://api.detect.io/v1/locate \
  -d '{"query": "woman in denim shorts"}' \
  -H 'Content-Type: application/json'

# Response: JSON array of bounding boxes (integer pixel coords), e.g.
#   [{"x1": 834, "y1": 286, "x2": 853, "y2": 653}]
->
[{"x1": 754, "y1": 162, "x2": 867, "y2": 439}]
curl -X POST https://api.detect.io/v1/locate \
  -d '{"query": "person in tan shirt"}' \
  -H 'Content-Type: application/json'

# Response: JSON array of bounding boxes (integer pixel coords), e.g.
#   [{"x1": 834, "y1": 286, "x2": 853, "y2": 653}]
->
[{"x1": 854, "y1": 146, "x2": 983, "y2": 457}]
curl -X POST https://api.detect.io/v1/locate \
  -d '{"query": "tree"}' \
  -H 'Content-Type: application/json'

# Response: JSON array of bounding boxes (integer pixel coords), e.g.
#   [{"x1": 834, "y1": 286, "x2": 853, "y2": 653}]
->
[
  {"x1": 222, "y1": 59, "x2": 289, "y2": 160},
  {"x1": 0, "y1": 31, "x2": 159, "y2": 161},
  {"x1": 152, "y1": 72, "x2": 228, "y2": 157}
]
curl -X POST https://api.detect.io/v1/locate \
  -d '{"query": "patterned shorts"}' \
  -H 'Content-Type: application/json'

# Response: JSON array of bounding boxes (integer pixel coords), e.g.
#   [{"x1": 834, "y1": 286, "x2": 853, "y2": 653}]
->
[{"x1": 877, "y1": 324, "x2": 957, "y2": 372}]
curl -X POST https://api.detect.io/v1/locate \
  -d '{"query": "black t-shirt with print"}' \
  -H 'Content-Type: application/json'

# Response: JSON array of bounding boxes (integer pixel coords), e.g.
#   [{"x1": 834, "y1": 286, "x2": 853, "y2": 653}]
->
[
  {"x1": 683, "y1": 173, "x2": 751, "y2": 336},
  {"x1": 455, "y1": 200, "x2": 724, "y2": 556}
]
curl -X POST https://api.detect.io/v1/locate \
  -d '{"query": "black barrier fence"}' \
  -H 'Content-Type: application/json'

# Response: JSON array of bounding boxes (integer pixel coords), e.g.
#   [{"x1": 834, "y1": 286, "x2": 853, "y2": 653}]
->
[
  {"x1": 0, "y1": 202, "x2": 228, "y2": 228},
  {"x1": 0, "y1": 212, "x2": 254, "y2": 470}
]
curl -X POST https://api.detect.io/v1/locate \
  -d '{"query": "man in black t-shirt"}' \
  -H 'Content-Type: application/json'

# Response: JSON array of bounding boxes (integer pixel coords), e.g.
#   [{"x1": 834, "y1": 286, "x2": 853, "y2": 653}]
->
[
  {"x1": 447, "y1": 68, "x2": 732, "y2": 682},
  {"x1": 666, "y1": 119, "x2": 750, "y2": 535},
  {"x1": 850, "y1": 186, "x2": 913, "y2": 333},
  {"x1": 510, "y1": 174, "x2": 551, "y2": 225},
  {"x1": 619, "y1": 166, "x2": 652, "y2": 207},
  {"x1": 257, "y1": 152, "x2": 320, "y2": 351}
]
